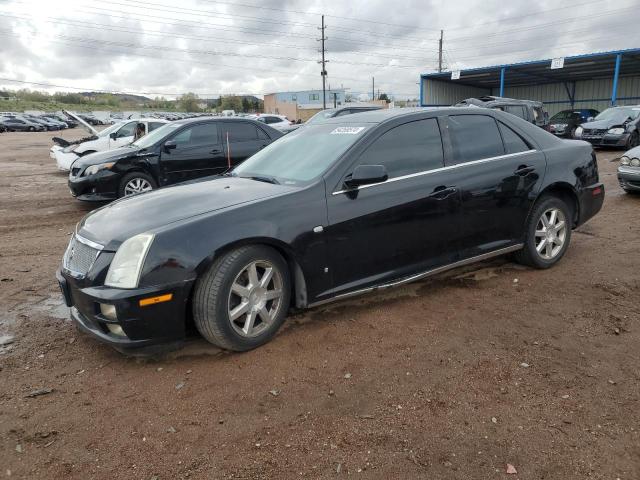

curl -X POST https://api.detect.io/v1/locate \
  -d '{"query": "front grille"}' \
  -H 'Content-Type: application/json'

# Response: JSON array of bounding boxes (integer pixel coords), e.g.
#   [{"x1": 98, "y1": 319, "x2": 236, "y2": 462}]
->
[
  {"x1": 583, "y1": 129, "x2": 607, "y2": 136},
  {"x1": 63, "y1": 235, "x2": 101, "y2": 277}
]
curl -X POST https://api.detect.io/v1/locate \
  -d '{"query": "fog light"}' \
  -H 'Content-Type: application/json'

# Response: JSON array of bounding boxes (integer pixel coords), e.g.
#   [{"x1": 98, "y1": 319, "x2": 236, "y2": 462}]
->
[
  {"x1": 106, "y1": 323, "x2": 126, "y2": 337},
  {"x1": 99, "y1": 303, "x2": 117, "y2": 321}
]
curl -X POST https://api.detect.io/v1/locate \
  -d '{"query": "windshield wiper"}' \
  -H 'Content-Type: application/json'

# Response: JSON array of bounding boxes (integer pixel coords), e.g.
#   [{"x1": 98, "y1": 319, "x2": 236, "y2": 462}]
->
[{"x1": 243, "y1": 175, "x2": 279, "y2": 185}]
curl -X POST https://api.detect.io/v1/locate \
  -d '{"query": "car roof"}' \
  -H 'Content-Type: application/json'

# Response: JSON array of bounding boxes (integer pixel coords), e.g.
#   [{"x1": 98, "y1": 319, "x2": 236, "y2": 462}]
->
[
  {"x1": 321, "y1": 107, "x2": 450, "y2": 124},
  {"x1": 172, "y1": 116, "x2": 265, "y2": 125}
]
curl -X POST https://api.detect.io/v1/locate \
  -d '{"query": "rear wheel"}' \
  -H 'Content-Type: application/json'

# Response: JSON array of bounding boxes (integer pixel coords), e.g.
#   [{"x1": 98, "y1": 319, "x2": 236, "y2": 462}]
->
[
  {"x1": 28, "y1": 126, "x2": 35, "y2": 132},
  {"x1": 193, "y1": 245, "x2": 291, "y2": 351},
  {"x1": 514, "y1": 196, "x2": 572, "y2": 269},
  {"x1": 118, "y1": 172, "x2": 157, "y2": 198}
]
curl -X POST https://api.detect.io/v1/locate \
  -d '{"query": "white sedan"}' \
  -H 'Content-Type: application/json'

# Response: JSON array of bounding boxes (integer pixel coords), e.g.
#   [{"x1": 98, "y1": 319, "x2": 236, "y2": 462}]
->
[
  {"x1": 50, "y1": 112, "x2": 168, "y2": 171},
  {"x1": 252, "y1": 114, "x2": 299, "y2": 133}
]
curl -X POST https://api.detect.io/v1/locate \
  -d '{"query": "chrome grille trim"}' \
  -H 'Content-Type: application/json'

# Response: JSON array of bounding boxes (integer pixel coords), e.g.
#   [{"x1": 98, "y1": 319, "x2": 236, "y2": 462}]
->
[{"x1": 62, "y1": 234, "x2": 103, "y2": 278}]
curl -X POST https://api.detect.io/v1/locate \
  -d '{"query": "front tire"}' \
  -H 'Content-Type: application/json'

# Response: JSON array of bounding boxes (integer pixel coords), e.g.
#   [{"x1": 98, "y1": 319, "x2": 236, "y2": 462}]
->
[
  {"x1": 514, "y1": 196, "x2": 572, "y2": 269},
  {"x1": 118, "y1": 172, "x2": 157, "y2": 198},
  {"x1": 627, "y1": 131, "x2": 639, "y2": 149},
  {"x1": 28, "y1": 126, "x2": 35, "y2": 132},
  {"x1": 193, "y1": 245, "x2": 291, "y2": 351}
]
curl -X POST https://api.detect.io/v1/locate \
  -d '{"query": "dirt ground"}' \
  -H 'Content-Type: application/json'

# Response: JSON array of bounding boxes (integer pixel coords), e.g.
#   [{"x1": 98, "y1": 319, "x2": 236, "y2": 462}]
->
[{"x1": 0, "y1": 128, "x2": 639, "y2": 480}]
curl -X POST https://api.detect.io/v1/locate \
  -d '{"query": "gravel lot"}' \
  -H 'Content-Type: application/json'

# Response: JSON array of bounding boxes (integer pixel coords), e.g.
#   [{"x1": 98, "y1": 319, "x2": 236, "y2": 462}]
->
[{"x1": 0, "y1": 129, "x2": 639, "y2": 479}]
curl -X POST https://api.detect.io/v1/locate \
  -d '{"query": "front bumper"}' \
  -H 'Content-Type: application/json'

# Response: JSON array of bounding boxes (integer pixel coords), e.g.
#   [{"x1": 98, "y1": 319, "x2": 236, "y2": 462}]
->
[
  {"x1": 52, "y1": 148, "x2": 78, "y2": 171},
  {"x1": 68, "y1": 170, "x2": 120, "y2": 201},
  {"x1": 578, "y1": 132, "x2": 629, "y2": 148},
  {"x1": 617, "y1": 166, "x2": 640, "y2": 191},
  {"x1": 57, "y1": 268, "x2": 193, "y2": 352}
]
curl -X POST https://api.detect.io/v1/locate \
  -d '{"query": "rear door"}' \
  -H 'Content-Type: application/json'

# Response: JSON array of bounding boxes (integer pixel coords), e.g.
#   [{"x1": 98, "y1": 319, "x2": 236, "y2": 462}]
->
[
  {"x1": 221, "y1": 122, "x2": 270, "y2": 167},
  {"x1": 443, "y1": 114, "x2": 546, "y2": 258},
  {"x1": 326, "y1": 117, "x2": 464, "y2": 295},
  {"x1": 160, "y1": 122, "x2": 224, "y2": 184}
]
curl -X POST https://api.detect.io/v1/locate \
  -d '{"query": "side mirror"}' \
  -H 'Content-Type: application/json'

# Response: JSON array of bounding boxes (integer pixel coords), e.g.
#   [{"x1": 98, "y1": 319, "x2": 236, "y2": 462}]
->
[
  {"x1": 109, "y1": 132, "x2": 117, "y2": 139},
  {"x1": 345, "y1": 165, "x2": 388, "y2": 188},
  {"x1": 164, "y1": 140, "x2": 177, "y2": 152}
]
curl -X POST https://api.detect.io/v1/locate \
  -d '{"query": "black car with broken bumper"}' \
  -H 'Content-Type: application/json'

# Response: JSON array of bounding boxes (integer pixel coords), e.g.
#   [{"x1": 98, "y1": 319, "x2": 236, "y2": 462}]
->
[
  {"x1": 68, "y1": 117, "x2": 282, "y2": 201},
  {"x1": 57, "y1": 108, "x2": 604, "y2": 353},
  {"x1": 574, "y1": 106, "x2": 640, "y2": 148}
]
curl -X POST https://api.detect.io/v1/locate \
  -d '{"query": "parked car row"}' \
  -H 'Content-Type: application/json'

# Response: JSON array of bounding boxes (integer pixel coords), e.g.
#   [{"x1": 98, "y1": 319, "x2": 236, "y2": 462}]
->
[
  {"x1": 1, "y1": 111, "x2": 77, "y2": 132},
  {"x1": 56, "y1": 106, "x2": 605, "y2": 355}
]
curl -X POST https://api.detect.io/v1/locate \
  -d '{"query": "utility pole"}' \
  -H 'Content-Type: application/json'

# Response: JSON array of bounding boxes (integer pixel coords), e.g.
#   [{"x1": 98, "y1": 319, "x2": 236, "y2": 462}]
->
[
  {"x1": 372, "y1": 77, "x2": 375, "y2": 101},
  {"x1": 318, "y1": 15, "x2": 328, "y2": 109},
  {"x1": 438, "y1": 29, "x2": 443, "y2": 73}
]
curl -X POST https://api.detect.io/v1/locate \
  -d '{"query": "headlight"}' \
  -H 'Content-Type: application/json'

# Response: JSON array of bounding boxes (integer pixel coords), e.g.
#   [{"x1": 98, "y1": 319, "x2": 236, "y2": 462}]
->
[
  {"x1": 62, "y1": 145, "x2": 77, "y2": 153},
  {"x1": 574, "y1": 126, "x2": 583, "y2": 137},
  {"x1": 608, "y1": 128, "x2": 625, "y2": 135},
  {"x1": 631, "y1": 158, "x2": 640, "y2": 167},
  {"x1": 83, "y1": 162, "x2": 115, "y2": 176},
  {"x1": 104, "y1": 233, "x2": 154, "y2": 289},
  {"x1": 554, "y1": 123, "x2": 568, "y2": 129},
  {"x1": 621, "y1": 156, "x2": 631, "y2": 165}
]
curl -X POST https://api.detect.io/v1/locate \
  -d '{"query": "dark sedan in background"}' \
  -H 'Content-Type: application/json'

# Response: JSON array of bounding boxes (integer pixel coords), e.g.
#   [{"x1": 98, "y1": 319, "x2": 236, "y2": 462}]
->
[
  {"x1": 575, "y1": 106, "x2": 640, "y2": 148},
  {"x1": 0, "y1": 116, "x2": 46, "y2": 132},
  {"x1": 549, "y1": 109, "x2": 599, "y2": 138},
  {"x1": 68, "y1": 117, "x2": 283, "y2": 201},
  {"x1": 58, "y1": 108, "x2": 604, "y2": 354}
]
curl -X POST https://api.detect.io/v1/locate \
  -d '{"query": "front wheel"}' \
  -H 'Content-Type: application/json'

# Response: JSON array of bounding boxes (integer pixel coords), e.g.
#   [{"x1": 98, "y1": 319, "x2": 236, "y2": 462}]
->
[
  {"x1": 118, "y1": 172, "x2": 157, "y2": 198},
  {"x1": 627, "y1": 131, "x2": 639, "y2": 149},
  {"x1": 514, "y1": 196, "x2": 572, "y2": 269},
  {"x1": 28, "y1": 126, "x2": 35, "y2": 132},
  {"x1": 193, "y1": 245, "x2": 291, "y2": 351}
]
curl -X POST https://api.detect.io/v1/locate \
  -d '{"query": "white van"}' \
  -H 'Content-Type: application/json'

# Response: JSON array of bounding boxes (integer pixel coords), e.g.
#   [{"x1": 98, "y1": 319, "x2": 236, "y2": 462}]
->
[
  {"x1": 221, "y1": 110, "x2": 236, "y2": 117},
  {"x1": 50, "y1": 112, "x2": 168, "y2": 171}
]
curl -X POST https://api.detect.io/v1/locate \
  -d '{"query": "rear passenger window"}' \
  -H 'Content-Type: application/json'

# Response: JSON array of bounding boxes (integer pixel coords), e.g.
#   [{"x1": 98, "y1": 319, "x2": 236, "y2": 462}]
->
[
  {"x1": 505, "y1": 105, "x2": 526, "y2": 119},
  {"x1": 448, "y1": 115, "x2": 504, "y2": 163},
  {"x1": 498, "y1": 122, "x2": 531, "y2": 154},
  {"x1": 356, "y1": 118, "x2": 443, "y2": 179},
  {"x1": 223, "y1": 122, "x2": 259, "y2": 142}
]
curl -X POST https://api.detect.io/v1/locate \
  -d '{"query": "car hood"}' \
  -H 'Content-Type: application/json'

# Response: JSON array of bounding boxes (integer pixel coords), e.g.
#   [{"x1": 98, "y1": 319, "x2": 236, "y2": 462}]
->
[
  {"x1": 623, "y1": 145, "x2": 640, "y2": 158},
  {"x1": 78, "y1": 176, "x2": 296, "y2": 249},
  {"x1": 63, "y1": 110, "x2": 98, "y2": 136},
  {"x1": 74, "y1": 146, "x2": 141, "y2": 168}
]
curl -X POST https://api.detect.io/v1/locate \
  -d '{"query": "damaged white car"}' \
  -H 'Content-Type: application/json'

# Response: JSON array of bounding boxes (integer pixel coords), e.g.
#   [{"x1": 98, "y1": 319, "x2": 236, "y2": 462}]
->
[{"x1": 50, "y1": 112, "x2": 168, "y2": 171}]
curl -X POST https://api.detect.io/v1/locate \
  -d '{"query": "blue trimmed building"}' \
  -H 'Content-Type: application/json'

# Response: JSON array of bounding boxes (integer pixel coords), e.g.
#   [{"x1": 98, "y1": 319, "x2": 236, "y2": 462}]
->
[{"x1": 419, "y1": 48, "x2": 640, "y2": 115}]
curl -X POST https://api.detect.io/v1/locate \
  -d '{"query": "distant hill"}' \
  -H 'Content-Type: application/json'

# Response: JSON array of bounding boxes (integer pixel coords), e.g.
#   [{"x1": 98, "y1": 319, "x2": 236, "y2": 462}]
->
[{"x1": 78, "y1": 91, "x2": 151, "y2": 103}]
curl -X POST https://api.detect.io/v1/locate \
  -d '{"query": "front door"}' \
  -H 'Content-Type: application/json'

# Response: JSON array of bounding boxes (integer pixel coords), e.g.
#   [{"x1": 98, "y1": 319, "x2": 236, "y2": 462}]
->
[
  {"x1": 109, "y1": 121, "x2": 137, "y2": 148},
  {"x1": 160, "y1": 122, "x2": 225, "y2": 184},
  {"x1": 325, "y1": 118, "x2": 464, "y2": 297},
  {"x1": 443, "y1": 114, "x2": 546, "y2": 258}
]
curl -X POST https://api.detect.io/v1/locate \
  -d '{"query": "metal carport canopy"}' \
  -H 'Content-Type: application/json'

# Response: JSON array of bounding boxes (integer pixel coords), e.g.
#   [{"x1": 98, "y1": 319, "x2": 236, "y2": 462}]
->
[{"x1": 420, "y1": 48, "x2": 640, "y2": 106}]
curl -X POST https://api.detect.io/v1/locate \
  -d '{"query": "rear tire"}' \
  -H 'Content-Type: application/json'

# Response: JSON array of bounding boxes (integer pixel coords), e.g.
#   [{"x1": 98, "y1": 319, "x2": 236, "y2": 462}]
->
[
  {"x1": 28, "y1": 126, "x2": 35, "y2": 132},
  {"x1": 514, "y1": 196, "x2": 572, "y2": 269},
  {"x1": 193, "y1": 245, "x2": 291, "y2": 351},
  {"x1": 118, "y1": 172, "x2": 157, "y2": 198}
]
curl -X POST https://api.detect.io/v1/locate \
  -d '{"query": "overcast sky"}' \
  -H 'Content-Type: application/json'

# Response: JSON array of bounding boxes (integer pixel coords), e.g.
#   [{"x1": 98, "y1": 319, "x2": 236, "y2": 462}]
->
[{"x1": 0, "y1": 0, "x2": 638, "y2": 100}]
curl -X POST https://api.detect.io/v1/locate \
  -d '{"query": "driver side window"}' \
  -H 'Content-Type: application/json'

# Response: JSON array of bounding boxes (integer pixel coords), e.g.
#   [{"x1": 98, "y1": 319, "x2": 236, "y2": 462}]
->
[
  {"x1": 354, "y1": 118, "x2": 444, "y2": 179},
  {"x1": 116, "y1": 122, "x2": 136, "y2": 138}
]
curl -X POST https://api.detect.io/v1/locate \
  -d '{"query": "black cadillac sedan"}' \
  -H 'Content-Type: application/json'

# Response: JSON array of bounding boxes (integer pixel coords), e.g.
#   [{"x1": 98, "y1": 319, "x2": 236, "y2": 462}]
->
[
  {"x1": 57, "y1": 108, "x2": 604, "y2": 353},
  {"x1": 68, "y1": 117, "x2": 283, "y2": 201}
]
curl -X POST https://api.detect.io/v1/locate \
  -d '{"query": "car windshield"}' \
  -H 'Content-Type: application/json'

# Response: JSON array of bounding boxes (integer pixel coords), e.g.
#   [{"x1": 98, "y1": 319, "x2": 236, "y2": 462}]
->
[
  {"x1": 594, "y1": 107, "x2": 640, "y2": 123},
  {"x1": 551, "y1": 111, "x2": 581, "y2": 121},
  {"x1": 232, "y1": 123, "x2": 371, "y2": 184},
  {"x1": 305, "y1": 109, "x2": 337, "y2": 124},
  {"x1": 131, "y1": 122, "x2": 180, "y2": 148}
]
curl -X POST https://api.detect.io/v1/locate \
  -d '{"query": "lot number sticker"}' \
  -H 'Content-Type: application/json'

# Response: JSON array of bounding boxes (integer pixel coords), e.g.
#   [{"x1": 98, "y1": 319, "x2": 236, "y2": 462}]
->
[{"x1": 330, "y1": 127, "x2": 365, "y2": 135}]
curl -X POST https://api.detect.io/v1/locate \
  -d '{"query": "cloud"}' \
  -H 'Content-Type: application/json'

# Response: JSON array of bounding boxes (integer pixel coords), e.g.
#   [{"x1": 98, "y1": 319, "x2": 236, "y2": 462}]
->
[{"x1": 0, "y1": 0, "x2": 638, "y2": 100}]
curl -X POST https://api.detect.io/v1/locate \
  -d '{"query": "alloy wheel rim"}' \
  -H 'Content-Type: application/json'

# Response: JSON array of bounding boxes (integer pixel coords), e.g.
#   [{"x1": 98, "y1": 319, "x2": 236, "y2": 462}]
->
[
  {"x1": 227, "y1": 260, "x2": 283, "y2": 338},
  {"x1": 124, "y1": 178, "x2": 153, "y2": 196},
  {"x1": 534, "y1": 207, "x2": 567, "y2": 260}
]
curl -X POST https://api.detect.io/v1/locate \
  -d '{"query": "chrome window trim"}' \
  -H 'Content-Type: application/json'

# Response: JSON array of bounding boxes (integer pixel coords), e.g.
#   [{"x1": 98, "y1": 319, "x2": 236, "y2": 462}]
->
[
  {"x1": 332, "y1": 150, "x2": 536, "y2": 195},
  {"x1": 75, "y1": 234, "x2": 105, "y2": 251}
]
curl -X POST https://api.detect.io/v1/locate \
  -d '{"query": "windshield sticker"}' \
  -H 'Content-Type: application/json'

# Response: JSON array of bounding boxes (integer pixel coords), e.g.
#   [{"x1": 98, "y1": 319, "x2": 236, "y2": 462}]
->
[{"x1": 330, "y1": 127, "x2": 365, "y2": 135}]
